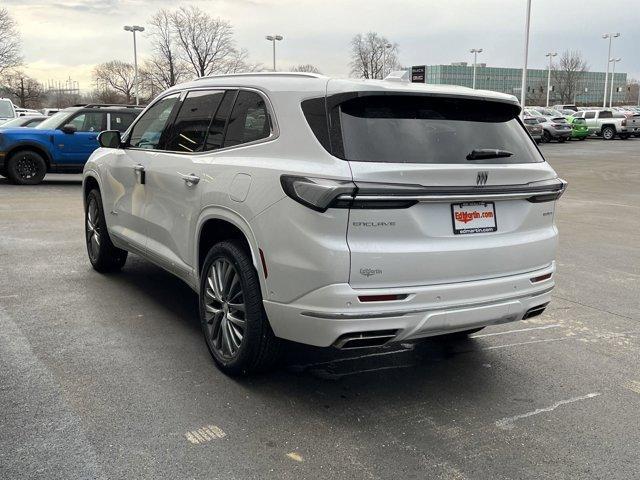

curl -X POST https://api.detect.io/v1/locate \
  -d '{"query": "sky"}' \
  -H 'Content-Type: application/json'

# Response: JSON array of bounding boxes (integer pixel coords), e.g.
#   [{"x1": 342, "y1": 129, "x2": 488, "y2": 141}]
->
[{"x1": 4, "y1": 0, "x2": 640, "y2": 92}]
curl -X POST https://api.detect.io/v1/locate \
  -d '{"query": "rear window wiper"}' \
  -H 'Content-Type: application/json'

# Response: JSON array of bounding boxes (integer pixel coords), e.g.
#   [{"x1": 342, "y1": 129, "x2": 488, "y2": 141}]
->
[{"x1": 466, "y1": 149, "x2": 514, "y2": 160}]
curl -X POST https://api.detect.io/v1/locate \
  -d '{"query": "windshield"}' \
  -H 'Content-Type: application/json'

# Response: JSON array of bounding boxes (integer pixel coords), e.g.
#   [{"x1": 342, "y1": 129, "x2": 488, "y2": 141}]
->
[
  {"x1": 336, "y1": 95, "x2": 542, "y2": 164},
  {"x1": 0, "y1": 100, "x2": 14, "y2": 118},
  {"x1": 35, "y1": 111, "x2": 71, "y2": 130}
]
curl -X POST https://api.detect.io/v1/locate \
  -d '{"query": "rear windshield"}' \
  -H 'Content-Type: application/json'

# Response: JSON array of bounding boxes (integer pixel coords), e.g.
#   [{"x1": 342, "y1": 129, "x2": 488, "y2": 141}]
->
[
  {"x1": 523, "y1": 118, "x2": 538, "y2": 125},
  {"x1": 336, "y1": 95, "x2": 542, "y2": 164}
]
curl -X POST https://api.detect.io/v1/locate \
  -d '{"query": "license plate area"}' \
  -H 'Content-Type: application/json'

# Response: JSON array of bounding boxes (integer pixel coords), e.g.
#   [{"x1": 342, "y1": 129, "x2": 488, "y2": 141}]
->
[{"x1": 451, "y1": 202, "x2": 497, "y2": 235}]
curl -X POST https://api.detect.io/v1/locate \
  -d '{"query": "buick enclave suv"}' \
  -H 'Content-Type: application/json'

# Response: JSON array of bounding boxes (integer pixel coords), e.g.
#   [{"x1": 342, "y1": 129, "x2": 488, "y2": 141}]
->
[{"x1": 82, "y1": 73, "x2": 566, "y2": 374}]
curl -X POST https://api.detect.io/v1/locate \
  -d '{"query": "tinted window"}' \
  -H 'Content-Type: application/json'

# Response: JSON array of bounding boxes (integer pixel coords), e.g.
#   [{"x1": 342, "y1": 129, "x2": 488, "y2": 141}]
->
[
  {"x1": 205, "y1": 91, "x2": 236, "y2": 151},
  {"x1": 599, "y1": 111, "x2": 613, "y2": 119},
  {"x1": 584, "y1": 112, "x2": 596, "y2": 119},
  {"x1": 573, "y1": 118, "x2": 586, "y2": 124},
  {"x1": 110, "y1": 112, "x2": 137, "y2": 132},
  {"x1": 223, "y1": 91, "x2": 271, "y2": 148},
  {"x1": 165, "y1": 90, "x2": 224, "y2": 152},
  {"x1": 336, "y1": 95, "x2": 541, "y2": 164},
  {"x1": 68, "y1": 112, "x2": 107, "y2": 132},
  {"x1": 523, "y1": 118, "x2": 537, "y2": 125},
  {"x1": 129, "y1": 94, "x2": 180, "y2": 149}
]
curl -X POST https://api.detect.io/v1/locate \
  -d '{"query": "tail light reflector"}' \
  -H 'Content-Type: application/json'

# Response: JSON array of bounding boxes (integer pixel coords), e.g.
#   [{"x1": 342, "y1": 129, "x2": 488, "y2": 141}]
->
[{"x1": 358, "y1": 294, "x2": 408, "y2": 302}]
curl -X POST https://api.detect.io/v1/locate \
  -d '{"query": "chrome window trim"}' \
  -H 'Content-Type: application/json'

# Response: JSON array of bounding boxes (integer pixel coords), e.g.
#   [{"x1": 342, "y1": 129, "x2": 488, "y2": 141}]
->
[{"x1": 122, "y1": 86, "x2": 279, "y2": 156}]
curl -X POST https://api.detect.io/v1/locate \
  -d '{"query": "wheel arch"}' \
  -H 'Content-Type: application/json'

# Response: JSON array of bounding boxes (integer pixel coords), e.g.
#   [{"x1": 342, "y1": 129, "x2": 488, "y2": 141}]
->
[
  {"x1": 6, "y1": 142, "x2": 53, "y2": 169},
  {"x1": 82, "y1": 173, "x2": 102, "y2": 208},
  {"x1": 195, "y1": 209, "x2": 265, "y2": 290}
]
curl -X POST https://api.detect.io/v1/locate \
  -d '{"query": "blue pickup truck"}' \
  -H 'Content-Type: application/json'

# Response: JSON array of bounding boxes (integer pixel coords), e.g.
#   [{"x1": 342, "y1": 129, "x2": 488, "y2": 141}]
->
[{"x1": 0, "y1": 104, "x2": 141, "y2": 185}]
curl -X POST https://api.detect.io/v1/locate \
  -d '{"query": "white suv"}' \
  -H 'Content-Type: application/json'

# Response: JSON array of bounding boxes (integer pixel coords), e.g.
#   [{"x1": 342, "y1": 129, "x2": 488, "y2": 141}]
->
[{"x1": 82, "y1": 73, "x2": 566, "y2": 375}]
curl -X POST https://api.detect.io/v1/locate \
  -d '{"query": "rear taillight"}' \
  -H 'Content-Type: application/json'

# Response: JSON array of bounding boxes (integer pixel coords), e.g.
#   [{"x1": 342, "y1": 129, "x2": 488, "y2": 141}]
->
[
  {"x1": 527, "y1": 178, "x2": 567, "y2": 203},
  {"x1": 280, "y1": 176, "x2": 356, "y2": 212},
  {"x1": 621, "y1": 119, "x2": 627, "y2": 126},
  {"x1": 530, "y1": 272, "x2": 552, "y2": 283}
]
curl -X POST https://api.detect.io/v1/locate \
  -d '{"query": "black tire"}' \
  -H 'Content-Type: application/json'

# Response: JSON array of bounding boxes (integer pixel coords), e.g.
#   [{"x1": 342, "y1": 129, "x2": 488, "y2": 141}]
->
[
  {"x1": 558, "y1": 137, "x2": 566, "y2": 143},
  {"x1": 85, "y1": 189, "x2": 128, "y2": 272},
  {"x1": 601, "y1": 126, "x2": 615, "y2": 140},
  {"x1": 619, "y1": 134, "x2": 629, "y2": 140},
  {"x1": 579, "y1": 136, "x2": 586, "y2": 141},
  {"x1": 541, "y1": 131, "x2": 551, "y2": 143},
  {"x1": 199, "y1": 241, "x2": 281, "y2": 375},
  {"x1": 6, "y1": 150, "x2": 47, "y2": 185}
]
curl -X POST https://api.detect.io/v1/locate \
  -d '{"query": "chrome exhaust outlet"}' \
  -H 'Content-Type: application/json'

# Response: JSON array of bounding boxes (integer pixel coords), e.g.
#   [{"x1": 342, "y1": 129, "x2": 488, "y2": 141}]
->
[
  {"x1": 333, "y1": 329, "x2": 399, "y2": 349},
  {"x1": 522, "y1": 302, "x2": 549, "y2": 320}
]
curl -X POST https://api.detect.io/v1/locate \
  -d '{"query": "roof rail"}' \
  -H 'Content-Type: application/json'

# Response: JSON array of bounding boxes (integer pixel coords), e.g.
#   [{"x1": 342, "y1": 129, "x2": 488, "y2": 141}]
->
[
  {"x1": 193, "y1": 72, "x2": 324, "y2": 82},
  {"x1": 72, "y1": 103, "x2": 144, "y2": 109}
]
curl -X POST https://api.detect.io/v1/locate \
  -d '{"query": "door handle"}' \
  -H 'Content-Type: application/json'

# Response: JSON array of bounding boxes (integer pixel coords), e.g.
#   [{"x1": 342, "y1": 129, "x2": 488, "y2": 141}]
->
[
  {"x1": 133, "y1": 164, "x2": 145, "y2": 184},
  {"x1": 178, "y1": 172, "x2": 200, "y2": 186}
]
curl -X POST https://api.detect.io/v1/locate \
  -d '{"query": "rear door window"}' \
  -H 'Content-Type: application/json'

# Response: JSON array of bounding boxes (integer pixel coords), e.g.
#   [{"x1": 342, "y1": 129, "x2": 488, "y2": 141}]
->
[
  {"x1": 68, "y1": 112, "x2": 107, "y2": 132},
  {"x1": 165, "y1": 90, "x2": 224, "y2": 152},
  {"x1": 204, "y1": 90, "x2": 236, "y2": 151},
  {"x1": 223, "y1": 91, "x2": 271, "y2": 148},
  {"x1": 584, "y1": 112, "x2": 596, "y2": 119},
  {"x1": 598, "y1": 111, "x2": 613, "y2": 119},
  {"x1": 334, "y1": 95, "x2": 542, "y2": 164},
  {"x1": 110, "y1": 112, "x2": 137, "y2": 132}
]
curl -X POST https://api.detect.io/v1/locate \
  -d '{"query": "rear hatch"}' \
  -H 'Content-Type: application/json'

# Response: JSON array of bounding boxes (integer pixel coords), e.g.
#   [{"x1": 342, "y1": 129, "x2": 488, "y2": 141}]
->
[{"x1": 329, "y1": 92, "x2": 563, "y2": 288}]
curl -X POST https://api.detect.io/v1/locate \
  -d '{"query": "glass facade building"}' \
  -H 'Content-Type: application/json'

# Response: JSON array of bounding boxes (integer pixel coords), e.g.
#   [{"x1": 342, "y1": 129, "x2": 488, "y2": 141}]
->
[{"x1": 421, "y1": 64, "x2": 627, "y2": 105}]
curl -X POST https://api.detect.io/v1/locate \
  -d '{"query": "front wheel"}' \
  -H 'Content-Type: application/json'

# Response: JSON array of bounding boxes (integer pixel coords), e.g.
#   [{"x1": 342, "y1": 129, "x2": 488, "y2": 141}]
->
[
  {"x1": 200, "y1": 241, "x2": 281, "y2": 375},
  {"x1": 85, "y1": 189, "x2": 128, "y2": 272},
  {"x1": 6, "y1": 150, "x2": 47, "y2": 185}
]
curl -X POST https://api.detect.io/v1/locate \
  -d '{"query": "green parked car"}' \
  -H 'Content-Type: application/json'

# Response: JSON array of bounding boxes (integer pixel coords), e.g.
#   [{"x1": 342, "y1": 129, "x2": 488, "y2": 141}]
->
[{"x1": 567, "y1": 116, "x2": 589, "y2": 140}]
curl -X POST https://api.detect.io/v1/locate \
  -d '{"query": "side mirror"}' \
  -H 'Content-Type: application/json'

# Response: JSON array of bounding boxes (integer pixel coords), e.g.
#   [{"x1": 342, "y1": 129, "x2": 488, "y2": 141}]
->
[
  {"x1": 98, "y1": 130, "x2": 122, "y2": 149},
  {"x1": 61, "y1": 124, "x2": 77, "y2": 134}
]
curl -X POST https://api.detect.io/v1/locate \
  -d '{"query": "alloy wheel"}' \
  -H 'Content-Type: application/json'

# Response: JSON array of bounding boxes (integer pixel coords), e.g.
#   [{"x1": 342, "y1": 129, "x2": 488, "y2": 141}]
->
[
  {"x1": 203, "y1": 258, "x2": 246, "y2": 359},
  {"x1": 16, "y1": 155, "x2": 39, "y2": 180},
  {"x1": 86, "y1": 197, "x2": 101, "y2": 261}
]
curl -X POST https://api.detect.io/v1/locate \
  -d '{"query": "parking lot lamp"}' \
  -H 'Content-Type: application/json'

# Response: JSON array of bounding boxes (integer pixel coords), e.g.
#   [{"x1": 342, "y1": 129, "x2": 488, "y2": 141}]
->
[
  {"x1": 470, "y1": 48, "x2": 483, "y2": 89},
  {"x1": 519, "y1": 0, "x2": 532, "y2": 115},
  {"x1": 609, "y1": 57, "x2": 621, "y2": 107},
  {"x1": 602, "y1": 33, "x2": 620, "y2": 108},
  {"x1": 123, "y1": 25, "x2": 145, "y2": 105},
  {"x1": 545, "y1": 52, "x2": 557, "y2": 107},
  {"x1": 265, "y1": 35, "x2": 283, "y2": 71}
]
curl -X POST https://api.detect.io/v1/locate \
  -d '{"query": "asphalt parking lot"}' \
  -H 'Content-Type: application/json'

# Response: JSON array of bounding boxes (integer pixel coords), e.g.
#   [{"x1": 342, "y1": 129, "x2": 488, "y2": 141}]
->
[{"x1": 1, "y1": 139, "x2": 639, "y2": 480}]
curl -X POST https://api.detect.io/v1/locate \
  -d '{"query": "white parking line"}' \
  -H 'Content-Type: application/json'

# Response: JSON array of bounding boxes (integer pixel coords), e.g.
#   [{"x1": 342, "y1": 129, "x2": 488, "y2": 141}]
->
[
  {"x1": 185, "y1": 425, "x2": 226, "y2": 444},
  {"x1": 495, "y1": 392, "x2": 601, "y2": 430},
  {"x1": 483, "y1": 337, "x2": 570, "y2": 350},
  {"x1": 471, "y1": 324, "x2": 561, "y2": 338}
]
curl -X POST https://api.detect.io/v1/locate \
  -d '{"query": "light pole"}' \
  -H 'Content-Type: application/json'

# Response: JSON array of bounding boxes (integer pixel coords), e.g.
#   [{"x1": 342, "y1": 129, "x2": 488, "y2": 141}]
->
[
  {"x1": 265, "y1": 35, "x2": 283, "y2": 71},
  {"x1": 609, "y1": 57, "x2": 621, "y2": 107},
  {"x1": 602, "y1": 33, "x2": 620, "y2": 108},
  {"x1": 519, "y1": 0, "x2": 532, "y2": 114},
  {"x1": 124, "y1": 25, "x2": 144, "y2": 105},
  {"x1": 545, "y1": 52, "x2": 557, "y2": 107},
  {"x1": 470, "y1": 48, "x2": 483, "y2": 89},
  {"x1": 382, "y1": 43, "x2": 392, "y2": 79}
]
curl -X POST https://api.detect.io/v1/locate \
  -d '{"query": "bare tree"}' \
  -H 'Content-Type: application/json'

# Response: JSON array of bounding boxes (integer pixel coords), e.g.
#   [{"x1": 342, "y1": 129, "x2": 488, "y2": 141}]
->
[
  {"x1": 625, "y1": 79, "x2": 639, "y2": 105},
  {"x1": 147, "y1": 9, "x2": 190, "y2": 89},
  {"x1": 290, "y1": 64, "x2": 322, "y2": 74},
  {"x1": 93, "y1": 60, "x2": 137, "y2": 104},
  {"x1": 170, "y1": 6, "x2": 239, "y2": 77},
  {"x1": 349, "y1": 32, "x2": 399, "y2": 79},
  {"x1": 551, "y1": 50, "x2": 589, "y2": 104},
  {"x1": 0, "y1": 8, "x2": 22, "y2": 76},
  {"x1": 2, "y1": 70, "x2": 43, "y2": 108}
]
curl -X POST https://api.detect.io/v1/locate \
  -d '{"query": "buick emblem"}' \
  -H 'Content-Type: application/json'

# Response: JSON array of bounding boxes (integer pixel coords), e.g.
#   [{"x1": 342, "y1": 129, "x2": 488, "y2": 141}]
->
[{"x1": 476, "y1": 171, "x2": 489, "y2": 186}]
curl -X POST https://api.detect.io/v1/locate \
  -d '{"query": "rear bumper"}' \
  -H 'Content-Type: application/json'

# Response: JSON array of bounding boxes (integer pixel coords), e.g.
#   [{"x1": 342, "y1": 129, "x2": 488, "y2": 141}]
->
[
  {"x1": 264, "y1": 262, "x2": 556, "y2": 347},
  {"x1": 549, "y1": 129, "x2": 571, "y2": 138}
]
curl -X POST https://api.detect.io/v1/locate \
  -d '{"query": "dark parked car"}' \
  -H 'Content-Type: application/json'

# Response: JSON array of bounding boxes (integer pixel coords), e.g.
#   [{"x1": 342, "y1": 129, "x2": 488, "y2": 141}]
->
[
  {"x1": 0, "y1": 104, "x2": 142, "y2": 184},
  {"x1": 523, "y1": 116, "x2": 543, "y2": 142}
]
